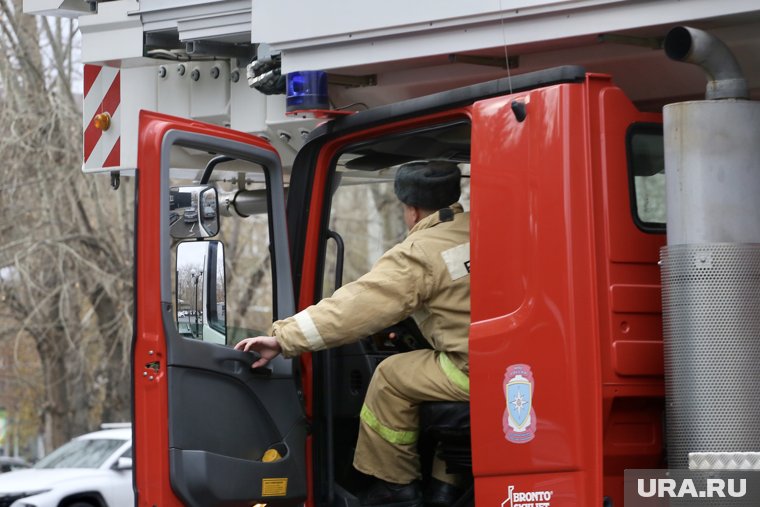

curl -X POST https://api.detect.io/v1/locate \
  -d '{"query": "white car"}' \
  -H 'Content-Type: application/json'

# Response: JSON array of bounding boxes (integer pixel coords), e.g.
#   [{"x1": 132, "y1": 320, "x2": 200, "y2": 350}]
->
[{"x1": 0, "y1": 425, "x2": 133, "y2": 507}]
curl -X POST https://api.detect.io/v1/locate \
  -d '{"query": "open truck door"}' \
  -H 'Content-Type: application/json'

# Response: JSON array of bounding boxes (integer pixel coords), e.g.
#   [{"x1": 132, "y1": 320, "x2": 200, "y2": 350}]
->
[{"x1": 132, "y1": 111, "x2": 306, "y2": 506}]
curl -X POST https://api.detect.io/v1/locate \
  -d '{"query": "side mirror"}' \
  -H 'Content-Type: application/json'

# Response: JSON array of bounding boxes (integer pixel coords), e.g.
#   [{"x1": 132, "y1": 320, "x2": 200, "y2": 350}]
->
[
  {"x1": 113, "y1": 457, "x2": 132, "y2": 471},
  {"x1": 170, "y1": 186, "x2": 219, "y2": 239},
  {"x1": 176, "y1": 241, "x2": 227, "y2": 344}
]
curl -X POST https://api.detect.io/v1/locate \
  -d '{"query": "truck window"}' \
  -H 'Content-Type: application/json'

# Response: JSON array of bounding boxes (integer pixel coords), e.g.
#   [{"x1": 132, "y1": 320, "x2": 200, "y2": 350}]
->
[
  {"x1": 170, "y1": 159, "x2": 274, "y2": 347},
  {"x1": 628, "y1": 124, "x2": 666, "y2": 231},
  {"x1": 320, "y1": 122, "x2": 471, "y2": 296}
]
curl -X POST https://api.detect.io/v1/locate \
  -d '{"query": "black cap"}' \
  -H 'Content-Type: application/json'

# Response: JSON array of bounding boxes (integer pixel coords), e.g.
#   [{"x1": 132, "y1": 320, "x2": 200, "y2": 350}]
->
[{"x1": 394, "y1": 160, "x2": 461, "y2": 210}]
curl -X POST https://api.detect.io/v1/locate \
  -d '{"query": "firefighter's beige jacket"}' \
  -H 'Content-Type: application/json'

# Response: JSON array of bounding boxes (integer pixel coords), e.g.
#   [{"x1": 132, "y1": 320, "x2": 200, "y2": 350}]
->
[{"x1": 271, "y1": 203, "x2": 470, "y2": 372}]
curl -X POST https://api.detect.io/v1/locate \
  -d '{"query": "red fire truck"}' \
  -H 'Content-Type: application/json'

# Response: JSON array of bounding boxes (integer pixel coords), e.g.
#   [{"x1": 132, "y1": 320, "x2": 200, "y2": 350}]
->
[{"x1": 24, "y1": 1, "x2": 760, "y2": 506}]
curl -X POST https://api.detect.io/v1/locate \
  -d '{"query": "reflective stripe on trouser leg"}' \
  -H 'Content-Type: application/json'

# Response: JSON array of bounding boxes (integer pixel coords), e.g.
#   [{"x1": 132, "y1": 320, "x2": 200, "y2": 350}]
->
[
  {"x1": 432, "y1": 353, "x2": 469, "y2": 485},
  {"x1": 438, "y1": 352, "x2": 470, "y2": 394},
  {"x1": 360, "y1": 404, "x2": 418, "y2": 444},
  {"x1": 353, "y1": 349, "x2": 470, "y2": 484}
]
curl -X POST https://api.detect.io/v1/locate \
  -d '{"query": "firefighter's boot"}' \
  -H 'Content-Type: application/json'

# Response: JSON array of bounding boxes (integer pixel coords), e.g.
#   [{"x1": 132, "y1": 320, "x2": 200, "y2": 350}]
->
[
  {"x1": 358, "y1": 479, "x2": 422, "y2": 507},
  {"x1": 425, "y1": 478, "x2": 464, "y2": 507}
]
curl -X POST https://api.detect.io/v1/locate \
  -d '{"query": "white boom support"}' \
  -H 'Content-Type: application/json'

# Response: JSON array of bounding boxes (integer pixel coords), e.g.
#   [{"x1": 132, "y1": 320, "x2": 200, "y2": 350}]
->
[{"x1": 22, "y1": 0, "x2": 760, "y2": 173}]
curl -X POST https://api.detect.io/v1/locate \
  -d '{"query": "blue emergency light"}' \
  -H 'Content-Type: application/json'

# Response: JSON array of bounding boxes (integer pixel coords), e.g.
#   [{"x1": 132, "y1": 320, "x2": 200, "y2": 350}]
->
[{"x1": 286, "y1": 71, "x2": 329, "y2": 112}]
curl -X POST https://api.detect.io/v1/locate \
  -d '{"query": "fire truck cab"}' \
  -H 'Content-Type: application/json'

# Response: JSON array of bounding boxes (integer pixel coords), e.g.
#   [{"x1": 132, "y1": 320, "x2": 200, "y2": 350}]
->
[
  {"x1": 23, "y1": 1, "x2": 760, "y2": 506},
  {"x1": 130, "y1": 61, "x2": 665, "y2": 507}
]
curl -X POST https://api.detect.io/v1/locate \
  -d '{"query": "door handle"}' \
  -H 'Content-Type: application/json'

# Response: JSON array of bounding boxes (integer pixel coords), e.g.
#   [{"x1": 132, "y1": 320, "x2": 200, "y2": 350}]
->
[{"x1": 221, "y1": 353, "x2": 273, "y2": 376}]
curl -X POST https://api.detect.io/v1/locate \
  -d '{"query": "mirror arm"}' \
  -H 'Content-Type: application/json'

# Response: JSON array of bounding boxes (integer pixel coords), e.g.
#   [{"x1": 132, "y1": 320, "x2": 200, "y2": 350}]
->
[
  {"x1": 219, "y1": 188, "x2": 289, "y2": 218},
  {"x1": 200, "y1": 155, "x2": 234, "y2": 184}
]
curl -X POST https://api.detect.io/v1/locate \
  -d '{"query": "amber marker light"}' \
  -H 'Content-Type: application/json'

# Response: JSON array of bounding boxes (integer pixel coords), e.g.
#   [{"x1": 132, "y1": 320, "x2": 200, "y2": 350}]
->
[{"x1": 93, "y1": 112, "x2": 111, "y2": 131}]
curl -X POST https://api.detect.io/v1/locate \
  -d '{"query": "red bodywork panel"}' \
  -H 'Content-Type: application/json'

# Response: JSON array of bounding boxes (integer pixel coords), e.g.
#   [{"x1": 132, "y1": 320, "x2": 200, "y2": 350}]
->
[
  {"x1": 133, "y1": 111, "x2": 282, "y2": 506},
  {"x1": 469, "y1": 82, "x2": 602, "y2": 505},
  {"x1": 468, "y1": 75, "x2": 664, "y2": 505}
]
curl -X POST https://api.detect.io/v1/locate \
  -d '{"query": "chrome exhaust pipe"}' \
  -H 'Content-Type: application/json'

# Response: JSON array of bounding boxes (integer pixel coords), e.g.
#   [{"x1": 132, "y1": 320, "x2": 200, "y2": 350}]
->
[{"x1": 664, "y1": 26, "x2": 748, "y2": 100}]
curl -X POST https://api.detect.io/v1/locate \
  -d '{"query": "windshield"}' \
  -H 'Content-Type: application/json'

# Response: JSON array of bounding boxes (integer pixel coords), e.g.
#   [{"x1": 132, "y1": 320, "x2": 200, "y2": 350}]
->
[{"x1": 34, "y1": 438, "x2": 126, "y2": 469}]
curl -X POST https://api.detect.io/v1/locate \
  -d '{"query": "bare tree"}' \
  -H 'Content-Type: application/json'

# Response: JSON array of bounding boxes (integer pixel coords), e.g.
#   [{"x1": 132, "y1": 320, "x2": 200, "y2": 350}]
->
[{"x1": 0, "y1": 1, "x2": 133, "y2": 451}]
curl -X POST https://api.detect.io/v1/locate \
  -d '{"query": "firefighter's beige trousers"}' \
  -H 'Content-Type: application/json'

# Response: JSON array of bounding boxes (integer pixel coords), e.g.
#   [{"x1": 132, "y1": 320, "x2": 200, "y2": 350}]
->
[{"x1": 353, "y1": 349, "x2": 470, "y2": 485}]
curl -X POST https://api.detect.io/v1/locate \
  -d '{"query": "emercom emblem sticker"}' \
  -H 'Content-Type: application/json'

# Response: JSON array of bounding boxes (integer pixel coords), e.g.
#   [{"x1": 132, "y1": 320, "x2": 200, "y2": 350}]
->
[{"x1": 503, "y1": 363, "x2": 537, "y2": 444}]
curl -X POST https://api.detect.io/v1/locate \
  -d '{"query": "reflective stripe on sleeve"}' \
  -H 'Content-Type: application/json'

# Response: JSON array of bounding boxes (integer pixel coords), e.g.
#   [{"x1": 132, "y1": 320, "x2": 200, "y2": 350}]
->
[
  {"x1": 438, "y1": 352, "x2": 470, "y2": 394},
  {"x1": 293, "y1": 309, "x2": 326, "y2": 351},
  {"x1": 360, "y1": 404, "x2": 418, "y2": 445}
]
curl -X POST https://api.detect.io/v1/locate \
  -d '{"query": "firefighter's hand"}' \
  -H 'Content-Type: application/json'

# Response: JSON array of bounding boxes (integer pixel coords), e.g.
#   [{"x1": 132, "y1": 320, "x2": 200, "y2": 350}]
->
[{"x1": 234, "y1": 336, "x2": 282, "y2": 369}]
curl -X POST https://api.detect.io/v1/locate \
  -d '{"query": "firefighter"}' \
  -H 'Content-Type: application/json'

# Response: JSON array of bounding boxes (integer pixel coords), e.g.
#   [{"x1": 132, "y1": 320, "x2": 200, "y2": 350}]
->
[{"x1": 235, "y1": 160, "x2": 470, "y2": 507}]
